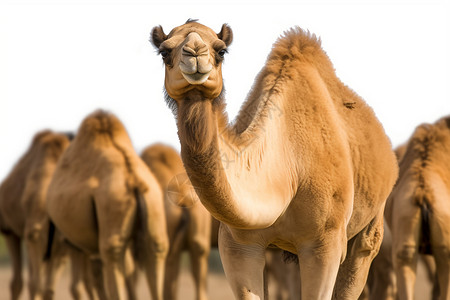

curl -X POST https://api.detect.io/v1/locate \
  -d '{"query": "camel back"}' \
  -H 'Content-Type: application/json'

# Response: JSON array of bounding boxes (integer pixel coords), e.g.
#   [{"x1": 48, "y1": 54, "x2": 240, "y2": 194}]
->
[
  {"x1": 57, "y1": 110, "x2": 148, "y2": 194},
  {"x1": 399, "y1": 115, "x2": 450, "y2": 206},
  {"x1": 141, "y1": 143, "x2": 185, "y2": 188}
]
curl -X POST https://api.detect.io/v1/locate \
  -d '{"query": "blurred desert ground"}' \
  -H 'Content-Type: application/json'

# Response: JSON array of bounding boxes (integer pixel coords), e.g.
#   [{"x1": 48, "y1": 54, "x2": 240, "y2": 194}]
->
[{"x1": 0, "y1": 235, "x2": 434, "y2": 299}]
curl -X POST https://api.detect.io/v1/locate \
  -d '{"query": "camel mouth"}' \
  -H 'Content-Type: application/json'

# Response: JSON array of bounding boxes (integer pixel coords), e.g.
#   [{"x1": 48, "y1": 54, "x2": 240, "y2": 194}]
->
[{"x1": 181, "y1": 71, "x2": 211, "y2": 85}]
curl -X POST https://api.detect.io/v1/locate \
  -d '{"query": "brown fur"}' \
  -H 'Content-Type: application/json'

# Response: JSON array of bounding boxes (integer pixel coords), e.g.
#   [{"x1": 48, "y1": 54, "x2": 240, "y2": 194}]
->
[
  {"x1": 152, "y1": 21, "x2": 398, "y2": 300},
  {"x1": 47, "y1": 110, "x2": 169, "y2": 300},
  {"x1": 0, "y1": 130, "x2": 70, "y2": 300},
  {"x1": 386, "y1": 115, "x2": 450, "y2": 300}
]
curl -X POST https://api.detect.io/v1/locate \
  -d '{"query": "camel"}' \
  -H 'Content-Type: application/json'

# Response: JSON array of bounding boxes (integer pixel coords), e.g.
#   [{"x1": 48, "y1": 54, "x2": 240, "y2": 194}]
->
[
  {"x1": 46, "y1": 110, "x2": 169, "y2": 300},
  {"x1": 141, "y1": 143, "x2": 213, "y2": 300},
  {"x1": 0, "y1": 130, "x2": 71, "y2": 300},
  {"x1": 385, "y1": 115, "x2": 450, "y2": 300},
  {"x1": 150, "y1": 20, "x2": 398, "y2": 299}
]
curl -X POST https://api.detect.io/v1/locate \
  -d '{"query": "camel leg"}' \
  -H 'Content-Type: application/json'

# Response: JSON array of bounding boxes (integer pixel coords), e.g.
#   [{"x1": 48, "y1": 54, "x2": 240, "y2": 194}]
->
[
  {"x1": 188, "y1": 207, "x2": 211, "y2": 300},
  {"x1": 163, "y1": 245, "x2": 182, "y2": 300},
  {"x1": 68, "y1": 246, "x2": 98, "y2": 300},
  {"x1": 43, "y1": 239, "x2": 68, "y2": 300},
  {"x1": 25, "y1": 224, "x2": 47, "y2": 300},
  {"x1": 138, "y1": 193, "x2": 169, "y2": 300},
  {"x1": 80, "y1": 254, "x2": 96, "y2": 300},
  {"x1": 188, "y1": 239, "x2": 210, "y2": 300},
  {"x1": 219, "y1": 224, "x2": 266, "y2": 300},
  {"x1": 297, "y1": 228, "x2": 347, "y2": 300},
  {"x1": 124, "y1": 246, "x2": 138, "y2": 300},
  {"x1": 332, "y1": 209, "x2": 384, "y2": 300},
  {"x1": 391, "y1": 199, "x2": 421, "y2": 300},
  {"x1": 90, "y1": 258, "x2": 108, "y2": 300},
  {"x1": 142, "y1": 234, "x2": 169, "y2": 300},
  {"x1": 4, "y1": 233, "x2": 23, "y2": 300},
  {"x1": 99, "y1": 234, "x2": 128, "y2": 300}
]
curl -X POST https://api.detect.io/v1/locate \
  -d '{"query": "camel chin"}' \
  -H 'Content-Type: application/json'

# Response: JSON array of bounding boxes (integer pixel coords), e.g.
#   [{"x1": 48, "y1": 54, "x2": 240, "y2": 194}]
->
[{"x1": 182, "y1": 71, "x2": 211, "y2": 85}]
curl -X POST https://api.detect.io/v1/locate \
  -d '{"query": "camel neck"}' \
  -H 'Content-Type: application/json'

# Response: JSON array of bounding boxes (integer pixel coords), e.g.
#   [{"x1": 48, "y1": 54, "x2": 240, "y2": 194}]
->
[
  {"x1": 175, "y1": 90, "x2": 295, "y2": 229},
  {"x1": 176, "y1": 96, "x2": 245, "y2": 226}
]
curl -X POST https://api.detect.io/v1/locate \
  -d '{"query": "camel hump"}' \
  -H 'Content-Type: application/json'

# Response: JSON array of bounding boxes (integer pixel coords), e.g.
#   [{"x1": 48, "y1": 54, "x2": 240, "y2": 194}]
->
[
  {"x1": 74, "y1": 110, "x2": 149, "y2": 193},
  {"x1": 141, "y1": 143, "x2": 183, "y2": 173},
  {"x1": 275, "y1": 27, "x2": 322, "y2": 53},
  {"x1": 77, "y1": 109, "x2": 130, "y2": 141},
  {"x1": 400, "y1": 117, "x2": 450, "y2": 207}
]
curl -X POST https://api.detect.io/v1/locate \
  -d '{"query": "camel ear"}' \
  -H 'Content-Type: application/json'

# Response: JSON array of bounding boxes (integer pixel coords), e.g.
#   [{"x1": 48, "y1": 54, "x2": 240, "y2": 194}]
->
[
  {"x1": 217, "y1": 24, "x2": 233, "y2": 47},
  {"x1": 151, "y1": 25, "x2": 167, "y2": 49}
]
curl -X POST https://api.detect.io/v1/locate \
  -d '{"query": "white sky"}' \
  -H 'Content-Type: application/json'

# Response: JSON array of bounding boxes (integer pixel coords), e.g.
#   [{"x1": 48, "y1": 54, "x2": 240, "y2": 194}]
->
[{"x1": 1, "y1": 0, "x2": 449, "y2": 182}]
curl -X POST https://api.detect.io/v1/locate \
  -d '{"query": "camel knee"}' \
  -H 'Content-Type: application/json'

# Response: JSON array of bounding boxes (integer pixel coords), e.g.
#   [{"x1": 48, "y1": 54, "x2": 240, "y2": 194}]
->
[
  {"x1": 150, "y1": 239, "x2": 169, "y2": 259},
  {"x1": 100, "y1": 236, "x2": 125, "y2": 263},
  {"x1": 395, "y1": 245, "x2": 418, "y2": 265},
  {"x1": 190, "y1": 239, "x2": 209, "y2": 257},
  {"x1": 355, "y1": 219, "x2": 383, "y2": 258},
  {"x1": 25, "y1": 225, "x2": 43, "y2": 243}
]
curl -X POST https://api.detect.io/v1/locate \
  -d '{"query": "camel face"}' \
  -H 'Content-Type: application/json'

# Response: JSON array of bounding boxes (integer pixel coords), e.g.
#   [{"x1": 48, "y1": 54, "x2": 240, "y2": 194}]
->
[{"x1": 151, "y1": 20, "x2": 232, "y2": 101}]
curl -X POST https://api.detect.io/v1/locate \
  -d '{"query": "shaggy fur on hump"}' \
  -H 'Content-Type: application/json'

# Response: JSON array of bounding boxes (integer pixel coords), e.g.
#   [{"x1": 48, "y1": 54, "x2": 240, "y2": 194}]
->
[
  {"x1": 399, "y1": 115, "x2": 450, "y2": 206},
  {"x1": 73, "y1": 109, "x2": 148, "y2": 193},
  {"x1": 232, "y1": 28, "x2": 323, "y2": 134}
]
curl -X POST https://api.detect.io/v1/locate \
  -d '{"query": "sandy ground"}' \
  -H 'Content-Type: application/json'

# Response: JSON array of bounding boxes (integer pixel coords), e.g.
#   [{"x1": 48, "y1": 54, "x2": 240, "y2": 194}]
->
[
  {"x1": 0, "y1": 266, "x2": 233, "y2": 300},
  {"x1": 0, "y1": 256, "x2": 433, "y2": 300}
]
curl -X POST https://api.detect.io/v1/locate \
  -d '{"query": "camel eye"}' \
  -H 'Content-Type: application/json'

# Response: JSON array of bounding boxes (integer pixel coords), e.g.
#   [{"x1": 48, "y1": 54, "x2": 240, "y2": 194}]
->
[
  {"x1": 218, "y1": 49, "x2": 227, "y2": 58},
  {"x1": 160, "y1": 50, "x2": 169, "y2": 58}
]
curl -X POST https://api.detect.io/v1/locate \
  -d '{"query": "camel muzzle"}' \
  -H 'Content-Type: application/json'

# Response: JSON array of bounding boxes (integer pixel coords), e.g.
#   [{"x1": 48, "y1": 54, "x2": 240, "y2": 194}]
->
[{"x1": 179, "y1": 33, "x2": 213, "y2": 85}]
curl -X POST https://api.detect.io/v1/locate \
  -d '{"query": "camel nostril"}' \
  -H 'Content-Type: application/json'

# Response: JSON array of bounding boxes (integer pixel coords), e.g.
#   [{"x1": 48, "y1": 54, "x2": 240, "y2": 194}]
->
[
  {"x1": 183, "y1": 47, "x2": 197, "y2": 57},
  {"x1": 182, "y1": 45, "x2": 209, "y2": 58}
]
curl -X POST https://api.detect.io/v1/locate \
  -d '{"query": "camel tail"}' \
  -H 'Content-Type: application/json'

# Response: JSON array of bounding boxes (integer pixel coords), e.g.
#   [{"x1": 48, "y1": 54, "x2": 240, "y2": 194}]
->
[
  {"x1": 417, "y1": 194, "x2": 433, "y2": 255},
  {"x1": 169, "y1": 208, "x2": 189, "y2": 258},
  {"x1": 133, "y1": 188, "x2": 150, "y2": 267},
  {"x1": 44, "y1": 220, "x2": 56, "y2": 261}
]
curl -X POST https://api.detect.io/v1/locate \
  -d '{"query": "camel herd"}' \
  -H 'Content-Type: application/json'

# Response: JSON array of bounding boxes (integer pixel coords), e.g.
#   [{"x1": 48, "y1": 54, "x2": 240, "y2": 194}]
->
[{"x1": 0, "y1": 20, "x2": 449, "y2": 300}]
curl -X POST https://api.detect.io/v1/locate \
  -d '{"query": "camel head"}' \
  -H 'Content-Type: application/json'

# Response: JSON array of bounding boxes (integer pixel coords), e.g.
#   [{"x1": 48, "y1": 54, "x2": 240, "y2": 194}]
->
[{"x1": 151, "y1": 20, "x2": 233, "y2": 101}]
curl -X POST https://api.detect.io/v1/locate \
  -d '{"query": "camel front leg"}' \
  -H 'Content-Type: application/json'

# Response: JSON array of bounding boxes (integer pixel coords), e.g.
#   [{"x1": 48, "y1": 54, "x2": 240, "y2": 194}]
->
[
  {"x1": 333, "y1": 209, "x2": 384, "y2": 300},
  {"x1": 219, "y1": 224, "x2": 266, "y2": 300},
  {"x1": 297, "y1": 228, "x2": 347, "y2": 300},
  {"x1": 3, "y1": 232, "x2": 23, "y2": 300}
]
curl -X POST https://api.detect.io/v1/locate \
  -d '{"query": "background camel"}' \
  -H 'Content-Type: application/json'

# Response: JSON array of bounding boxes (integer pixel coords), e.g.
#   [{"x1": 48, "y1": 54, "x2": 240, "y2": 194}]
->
[
  {"x1": 150, "y1": 20, "x2": 398, "y2": 299},
  {"x1": 46, "y1": 110, "x2": 169, "y2": 300},
  {"x1": 141, "y1": 143, "x2": 213, "y2": 300},
  {"x1": 385, "y1": 115, "x2": 450, "y2": 300},
  {"x1": 0, "y1": 130, "x2": 70, "y2": 300}
]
